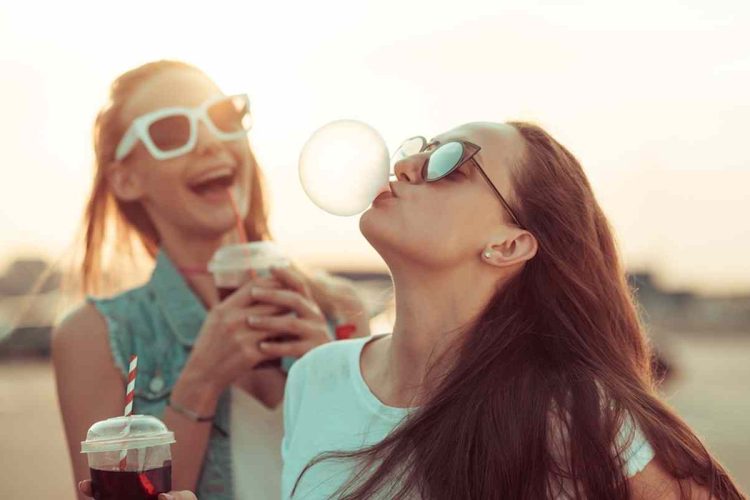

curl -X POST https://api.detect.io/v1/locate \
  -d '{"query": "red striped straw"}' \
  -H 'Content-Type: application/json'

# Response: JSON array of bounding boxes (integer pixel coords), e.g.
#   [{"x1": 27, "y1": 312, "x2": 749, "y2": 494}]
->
[
  {"x1": 228, "y1": 189, "x2": 248, "y2": 244},
  {"x1": 119, "y1": 355, "x2": 138, "y2": 470}
]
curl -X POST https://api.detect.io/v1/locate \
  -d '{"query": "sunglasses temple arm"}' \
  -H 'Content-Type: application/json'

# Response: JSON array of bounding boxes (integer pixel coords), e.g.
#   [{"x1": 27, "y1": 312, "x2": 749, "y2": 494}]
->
[
  {"x1": 114, "y1": 126, "x2": 138, "y2": 161},
  {"x1": 474, "y1": 163, "x2": 523, "y2": 227}
]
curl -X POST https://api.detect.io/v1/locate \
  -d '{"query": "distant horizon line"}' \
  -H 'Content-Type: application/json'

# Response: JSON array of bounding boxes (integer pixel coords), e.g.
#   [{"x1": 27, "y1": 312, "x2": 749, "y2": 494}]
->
[{"x1": 1, "y1": 248, "x2": 749, "y2": 298}]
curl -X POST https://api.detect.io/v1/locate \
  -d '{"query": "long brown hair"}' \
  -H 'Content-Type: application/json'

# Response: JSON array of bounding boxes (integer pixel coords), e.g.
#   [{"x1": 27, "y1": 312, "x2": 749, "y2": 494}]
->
[
  {"x1": 294, "y1": 122, "x2": 744, "y2": 499},
  {"x1": 81, "y1": 60, "x2": 271, "y2": 295}
]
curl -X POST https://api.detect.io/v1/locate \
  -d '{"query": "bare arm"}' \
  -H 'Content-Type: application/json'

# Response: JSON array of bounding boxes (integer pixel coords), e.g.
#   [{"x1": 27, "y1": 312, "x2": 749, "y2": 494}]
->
[
  {"x1": 629, "y1": 460, "x2": 713, "y2": 500},
  {"x1": 52, "y1": 304, "x2": 127, "y2": 500},
  {"x1": 54, "y1": 282, "x2": 292, "y2": 495},
  {"x1": 52, "y1": 304, "x2": 238, "y2": 494},
  {"x1": 158, "y1": 371, "x2": 218, "y2": 491}
]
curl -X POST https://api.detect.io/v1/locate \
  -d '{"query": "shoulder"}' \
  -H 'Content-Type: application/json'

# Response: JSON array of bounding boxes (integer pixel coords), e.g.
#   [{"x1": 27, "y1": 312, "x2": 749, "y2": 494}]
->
[
  {"x1": 52, "y1": 302, "x2": 108, "y2": 351},
  {"x1": 628, "y1": 460, "x2": 712, "y2": 499},
  {"x1": 283, "y1": 337, "x2": 374, "y2": 453},
  {"x1": 286, "y1": 336, "x2": 377, "y2": 409},
  {"x1": 307, "y1": 335, "x2": 370, "y2": 363},
  {"x1": 293, "y1": 337, "x2": 372, "y2": 374},
  {"x1": 51, "y1": 302, "x2": 123, "y2": 381},
  {"x1": 548, "y1": 401, "x2": 655, "y2": 479},
  {"x1": 52, "y1": 300, "x2": 129, "y2": 377}
]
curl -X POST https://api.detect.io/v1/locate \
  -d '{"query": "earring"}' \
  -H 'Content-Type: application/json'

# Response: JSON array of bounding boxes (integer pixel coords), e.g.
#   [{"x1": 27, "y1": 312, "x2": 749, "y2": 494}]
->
[{"x1": 483, "y1": 250, "x2": 493, "y2": 259}]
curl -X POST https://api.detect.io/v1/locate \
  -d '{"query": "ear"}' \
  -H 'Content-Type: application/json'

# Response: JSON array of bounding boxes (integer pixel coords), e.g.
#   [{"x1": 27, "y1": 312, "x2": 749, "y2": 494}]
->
[
  {"x1": 106, "y1": 161, "x2": 145, "y2": 202},
  {"x1": 481, "y1": 229, "x2": 538, "y2": 268}
]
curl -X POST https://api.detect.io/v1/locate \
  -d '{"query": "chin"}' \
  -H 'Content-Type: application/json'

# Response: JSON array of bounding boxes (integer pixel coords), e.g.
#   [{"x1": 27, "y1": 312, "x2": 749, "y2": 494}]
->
[
  {"x1": 359, "y1": 209, "x2": 381, "y2": 244},
  {"x1": 360, "y1": 211, "x2": 404, "y2": 263},
  {"x1": 192, "y1": 212, "x2": 237, "y2": 238}
]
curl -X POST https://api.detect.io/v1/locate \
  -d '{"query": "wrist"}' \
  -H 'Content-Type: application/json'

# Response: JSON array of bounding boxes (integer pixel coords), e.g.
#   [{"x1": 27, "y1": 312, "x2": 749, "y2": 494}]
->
[
  {"x1": 168, "y1": 399, "x2": 216, "y2": 423},
  {"x1": 172, "y1": 371, "x2": 221, "y2": 415}
]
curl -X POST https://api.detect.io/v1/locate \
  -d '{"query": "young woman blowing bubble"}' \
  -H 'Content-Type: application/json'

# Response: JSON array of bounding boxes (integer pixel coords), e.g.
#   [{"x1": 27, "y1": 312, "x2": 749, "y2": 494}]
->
[{"x1": 276, "y1": 122, "x2": 745, "y2": 499}]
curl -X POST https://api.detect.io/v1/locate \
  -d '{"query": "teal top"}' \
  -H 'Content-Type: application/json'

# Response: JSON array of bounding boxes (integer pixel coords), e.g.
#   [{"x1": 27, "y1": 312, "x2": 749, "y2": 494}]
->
[
  {"x1": 88, "y1": 250, "x2": 297, "y2": 500},
  {"x1": 282, "y1": 336, "x2": 655, "y2": 499}
]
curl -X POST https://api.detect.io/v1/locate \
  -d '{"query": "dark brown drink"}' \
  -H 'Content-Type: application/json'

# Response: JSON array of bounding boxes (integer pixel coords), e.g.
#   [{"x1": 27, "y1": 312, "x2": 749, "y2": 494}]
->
[{"x1": 90, "y1": 463, "x2": 172, "y2": 500}]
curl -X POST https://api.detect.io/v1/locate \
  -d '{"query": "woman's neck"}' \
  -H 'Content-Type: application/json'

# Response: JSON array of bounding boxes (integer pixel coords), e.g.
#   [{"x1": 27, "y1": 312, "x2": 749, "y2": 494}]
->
[{"x1": 371, "y1": 263, "x2": 500, "y2": 407}]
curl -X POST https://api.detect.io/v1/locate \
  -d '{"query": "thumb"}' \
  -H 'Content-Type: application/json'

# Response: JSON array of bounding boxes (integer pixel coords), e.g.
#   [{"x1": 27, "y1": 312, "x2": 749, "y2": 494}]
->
[
  {"x1": 78, "y1": 480, "x2": 93, "y2": 497},
  {"x1": 159, "y1": 492, "x2": 198, "y2": 500}
]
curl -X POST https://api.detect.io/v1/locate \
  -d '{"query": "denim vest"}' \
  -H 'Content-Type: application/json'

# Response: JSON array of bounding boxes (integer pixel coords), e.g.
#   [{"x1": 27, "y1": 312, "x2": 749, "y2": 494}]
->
[{"x1": 88, "y1": 251, "x2": 235, "y2": 499}]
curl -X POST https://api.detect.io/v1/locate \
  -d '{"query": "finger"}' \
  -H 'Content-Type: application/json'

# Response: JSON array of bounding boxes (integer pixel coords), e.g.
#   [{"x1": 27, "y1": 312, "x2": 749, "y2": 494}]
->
[
  {"x1": 218, "y1": 280, "x2": 265, "y2": 308},
  {"x1": 159, "y1": 492, "x2": 198, "y2": 500},
  {"x1": 243, "y1": 303, "x2": 287, "y2": 317},
  {"x1": 245, "y1": 276, "x2": 283, "y2": 290},
  {"x1": 259, "y1": 338, "x2": 320, "y2": 358},
  {"x1": 269, "y1": 265, "x2": 311, "y2": 298},
  {"x1": 218, "y1": 281, "x2": 255, "y2": 308},
  {"x1": 237, "y1": 326, "x2": 292, "y2": 342},
  {"x1": 250, "y1": 288, "x2": 322, "y2": 319},
  {"x1": 234, "y1": 333, "x2": 283, "y2": 367},
  {"x1": 78, "y1": 480, "x2": 93, "y2": 497},
  {"x1": 246, "y1": 314, "x2": 322, "y2": 338},
  {"x1": 219, "y1": 305, "x2": 289, "y2": 332},
  {"x1": 217, "y1": 278, "x2": 281, "y2": 304}
]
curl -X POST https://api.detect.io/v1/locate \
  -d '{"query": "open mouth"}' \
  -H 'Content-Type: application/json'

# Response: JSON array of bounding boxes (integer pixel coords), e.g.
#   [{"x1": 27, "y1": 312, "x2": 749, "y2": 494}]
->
[{"x1": 188, "y1": 168, "x2": 238, "y2": 197}]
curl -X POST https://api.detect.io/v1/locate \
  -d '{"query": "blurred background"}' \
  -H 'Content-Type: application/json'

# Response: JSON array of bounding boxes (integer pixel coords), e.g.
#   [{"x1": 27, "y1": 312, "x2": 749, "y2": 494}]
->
[{"x1": 1, "y1": 0, "x2": 748, "y2": 497}]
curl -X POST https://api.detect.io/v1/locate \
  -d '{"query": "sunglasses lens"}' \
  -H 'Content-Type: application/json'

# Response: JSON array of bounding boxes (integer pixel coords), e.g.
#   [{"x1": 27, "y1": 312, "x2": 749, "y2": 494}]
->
[
  {"x1": 391, "y1": 137, "x2": 424, "y2": 167},
  {"x1": 148, "y1": 115, "x2": 191, "y2": 152},
  {"x1": 426, "y1": 142, "x2": 463, "y2": 180},
  {"x1": 208, "y1": 96, "x2": 252, "y2": 133}
]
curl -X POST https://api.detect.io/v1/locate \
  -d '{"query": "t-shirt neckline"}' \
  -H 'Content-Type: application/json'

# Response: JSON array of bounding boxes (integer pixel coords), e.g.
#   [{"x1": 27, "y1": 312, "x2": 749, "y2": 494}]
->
[{"x1": 349, "y1": 334, "x2": 412, "y2": 420}]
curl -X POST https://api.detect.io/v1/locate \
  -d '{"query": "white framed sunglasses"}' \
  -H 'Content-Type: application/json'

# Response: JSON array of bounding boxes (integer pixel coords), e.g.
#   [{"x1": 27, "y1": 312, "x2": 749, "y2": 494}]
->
[{"x1": 114, "y1": 94, "x2": 252, "y2": 161}]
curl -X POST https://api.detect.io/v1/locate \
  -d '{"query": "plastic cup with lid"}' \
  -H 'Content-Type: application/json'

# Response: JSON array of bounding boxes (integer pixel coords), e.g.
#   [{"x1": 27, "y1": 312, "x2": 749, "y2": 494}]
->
[
  {"x1": 208, "y1": 241, "x2": 290, "y2": 300},
  {"x1": 81, "y1": 414, "x2": 175, "y2": 499}
]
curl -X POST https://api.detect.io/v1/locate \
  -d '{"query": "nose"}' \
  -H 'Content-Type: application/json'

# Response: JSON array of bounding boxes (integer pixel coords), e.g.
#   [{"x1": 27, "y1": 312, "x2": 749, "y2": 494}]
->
[
  {"x1": 393, "y1": 154, "x2": 426, "y2": 184},
  {"x1": 194, "y1": 119, "x2": 223, "y2": 156}
]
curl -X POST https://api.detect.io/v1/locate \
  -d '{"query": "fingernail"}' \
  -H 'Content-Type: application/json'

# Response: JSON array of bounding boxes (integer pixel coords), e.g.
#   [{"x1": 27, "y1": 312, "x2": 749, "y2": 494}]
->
[
  {"x1": 159, "y1": 494, "x2": 174, "y2": 500},
  {"x1": 259, "y1": 341, "x2": 269, "y2": 350},
  {"x1": 247, "y1": 316, "x2": 259, "y2": 325}
]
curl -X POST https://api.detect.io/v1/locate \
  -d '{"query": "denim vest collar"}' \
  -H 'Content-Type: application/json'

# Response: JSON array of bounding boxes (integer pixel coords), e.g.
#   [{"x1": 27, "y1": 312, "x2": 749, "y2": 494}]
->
[{"x1": 149, "y1": 250, "x2": 208, "y2": 348}]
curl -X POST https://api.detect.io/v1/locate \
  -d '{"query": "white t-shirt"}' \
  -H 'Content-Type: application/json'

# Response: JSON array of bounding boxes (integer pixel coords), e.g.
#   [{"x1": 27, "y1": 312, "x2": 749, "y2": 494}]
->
[
  {"x1": 231, "y1": 385, "x2": 284, "y2": 500},
  {"x1": 281, "y1": 335, "x2": 654, "y2": 499}
]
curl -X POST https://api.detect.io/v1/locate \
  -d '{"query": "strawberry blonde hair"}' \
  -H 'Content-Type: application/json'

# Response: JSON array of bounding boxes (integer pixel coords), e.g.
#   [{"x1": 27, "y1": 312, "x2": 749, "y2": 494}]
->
[{"x1": 81, "y1": 60, "x2": 271, "y2": 295}]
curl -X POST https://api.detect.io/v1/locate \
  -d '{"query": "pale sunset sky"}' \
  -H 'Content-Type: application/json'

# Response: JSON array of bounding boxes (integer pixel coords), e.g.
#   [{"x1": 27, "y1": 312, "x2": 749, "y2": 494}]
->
[{"x1": 0, "y1": 0, "x2": 749, "y2": 293}]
